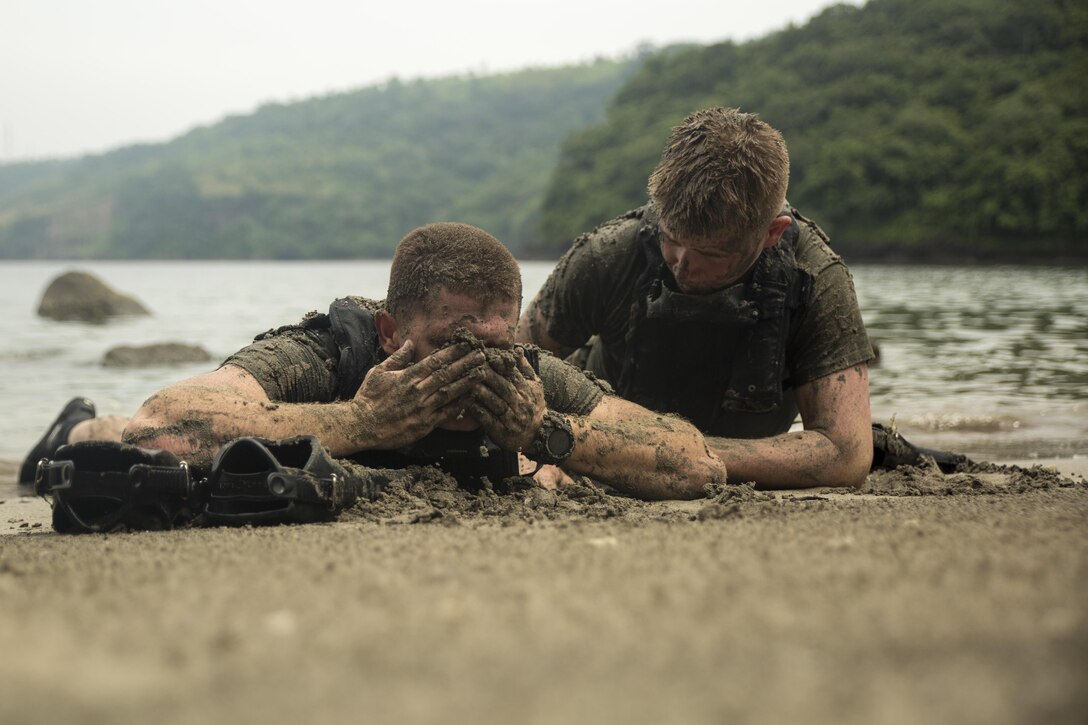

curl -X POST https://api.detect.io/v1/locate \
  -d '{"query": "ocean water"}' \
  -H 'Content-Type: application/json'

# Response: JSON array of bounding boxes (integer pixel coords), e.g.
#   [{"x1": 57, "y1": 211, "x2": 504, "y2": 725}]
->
[{"x1": 1, "y1": 260, "x2": 1085, "y2": 465}]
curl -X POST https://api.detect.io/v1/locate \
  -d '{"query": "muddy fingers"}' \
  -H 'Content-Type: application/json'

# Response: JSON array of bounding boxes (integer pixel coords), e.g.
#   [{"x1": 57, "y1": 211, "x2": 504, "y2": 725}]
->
[
  {"x1": 419, "y1": 349, "x2": 486, "y2": 395},
  {"x1": 403, "y1": 342, "x2": 476, "y2": 382},
  {"x1": 472, "y1": 383, "x2": 512, "y2": 418},
  {"x1": 425, "y1": 368, "x2": 484, "y2": 408},
  {"x1": 349, "y1": 342, "x2": 487, "y2": 450},
  {"x1": 470, "y1": 365, "x2": 546, "y2": 452},
  {"x1": 515, "y1": 348, "x2": 539, "y2": 381}
]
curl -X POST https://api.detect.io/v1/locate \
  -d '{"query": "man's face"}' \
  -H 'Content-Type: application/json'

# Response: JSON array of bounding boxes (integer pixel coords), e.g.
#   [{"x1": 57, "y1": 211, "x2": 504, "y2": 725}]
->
[
  {"x1": 387, "y1": 287, "x2": 519, "y2": 430},
  {"x1": 658, "y1": 221, "x2": 767, "y2": 295},
  {"x1": 394, "y1": 288, "x2": 518, "y2": 358}
]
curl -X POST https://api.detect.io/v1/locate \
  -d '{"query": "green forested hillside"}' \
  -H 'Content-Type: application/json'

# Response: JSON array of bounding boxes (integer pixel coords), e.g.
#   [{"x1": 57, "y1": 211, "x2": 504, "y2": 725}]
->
[
  {"x1": 0, "y1": 59, "x2": 639, "y2": 259},
  {"x1": 3, "y1": 0, "x2": 1085, "y2": 261},
  {"x1": 538, "y1": 0, "x2": 1088, "y2": 260}
]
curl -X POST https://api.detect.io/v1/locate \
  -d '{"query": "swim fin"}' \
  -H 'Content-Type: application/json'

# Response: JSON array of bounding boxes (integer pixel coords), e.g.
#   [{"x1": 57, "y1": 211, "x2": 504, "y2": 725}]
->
[
  {"x1": 19, "y1": 397, "x2": 96, "y2": 485},
  {"x1": 871, "y1": 423, "x2": 973, "y2": 474},
  {"x1": 203, "y1": 436, "x2": 393, "y2": 526},
  {"x1": 35, "y1": 440, "x2": 200, "y2": 533}
]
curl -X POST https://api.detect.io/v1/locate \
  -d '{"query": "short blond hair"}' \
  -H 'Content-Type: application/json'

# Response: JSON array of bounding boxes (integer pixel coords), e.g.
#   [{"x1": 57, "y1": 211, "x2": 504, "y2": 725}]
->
[{"x1": 647, "y1": 108, "x2": 789, "y2": 250}]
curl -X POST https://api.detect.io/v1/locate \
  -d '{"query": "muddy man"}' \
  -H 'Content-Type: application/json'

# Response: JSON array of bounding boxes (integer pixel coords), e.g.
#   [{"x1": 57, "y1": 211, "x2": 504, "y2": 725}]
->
[
  {"x1": 23, "y1": 223, "x2": 727, "y2": 500},
  {"x1": 518, "y1": 107, "x2": 876, "y2": 489}
]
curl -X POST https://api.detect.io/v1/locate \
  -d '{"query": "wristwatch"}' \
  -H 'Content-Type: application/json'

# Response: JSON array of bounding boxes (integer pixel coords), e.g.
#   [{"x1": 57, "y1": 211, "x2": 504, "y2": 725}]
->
[{"x1": 526, "y1": 410, "x2": 575, "y2": 466}]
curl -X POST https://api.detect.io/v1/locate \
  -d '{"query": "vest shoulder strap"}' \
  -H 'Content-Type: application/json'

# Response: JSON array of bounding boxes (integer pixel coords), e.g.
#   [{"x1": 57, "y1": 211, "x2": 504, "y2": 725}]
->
[{"x1": 327, "y1": 297, "x2": 384, "y2": 400}]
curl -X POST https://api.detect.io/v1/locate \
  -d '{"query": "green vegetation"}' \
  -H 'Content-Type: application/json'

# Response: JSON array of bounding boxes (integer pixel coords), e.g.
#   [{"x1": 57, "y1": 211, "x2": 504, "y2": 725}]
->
[
  {"x1": 539, "y1": 0, "x2": 1087, "y2": 260},
  {"x1": 1, "y1": 0, "x2": 1084, "y2": 261},
  {"x1": 0, "y1": 59, "x2": 640, "y2": 259}
]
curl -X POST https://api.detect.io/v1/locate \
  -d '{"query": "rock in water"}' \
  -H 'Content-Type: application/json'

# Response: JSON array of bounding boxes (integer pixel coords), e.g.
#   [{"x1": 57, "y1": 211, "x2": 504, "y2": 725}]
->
[
  {"x1": 102, "y1": 343, "x2": 213, "y2": 368},
  {"x1": 37, "y1": 271, "x2": 150, "y2": 323}
]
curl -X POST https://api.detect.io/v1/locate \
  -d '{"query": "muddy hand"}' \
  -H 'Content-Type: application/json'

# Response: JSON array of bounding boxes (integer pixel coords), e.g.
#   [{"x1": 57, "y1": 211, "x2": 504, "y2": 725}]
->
[
  {"x1": 469, "y1": 348, "x2": 546, "y2": 452},
  {"x1": 349, "y1": 339, "x2": 485, "y2": 449}
]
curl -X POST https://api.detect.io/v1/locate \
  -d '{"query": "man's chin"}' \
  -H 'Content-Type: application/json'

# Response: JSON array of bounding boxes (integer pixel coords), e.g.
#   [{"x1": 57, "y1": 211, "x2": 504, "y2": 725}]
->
[{"x1": 677, "y1": 282, "x2": 719, "y2": 295}]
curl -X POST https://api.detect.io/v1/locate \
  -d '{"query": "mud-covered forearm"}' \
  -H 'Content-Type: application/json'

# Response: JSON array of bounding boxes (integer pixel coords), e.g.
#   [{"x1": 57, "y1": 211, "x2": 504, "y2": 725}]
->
[
  {"x1": 123, "y1": 386, "x2": 366, "y2": 469},
  {"x1": 123, "y1": 342, "x2": 492, "y2": 469},
  {"x1": 121, "y1": 368, "x2": 379, "y2": 469},
  {"x1": 565, "y1": 397, "x2": 727, "y2": 499},
  {"x1": 515, "y1": 298, "x2": 577, "y2": 358}
]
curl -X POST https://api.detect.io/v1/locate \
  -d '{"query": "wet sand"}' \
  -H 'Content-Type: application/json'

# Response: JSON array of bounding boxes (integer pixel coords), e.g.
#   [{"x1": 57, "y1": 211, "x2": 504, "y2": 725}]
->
[{"x1": 1, "y1": 457, "x2": 1086, "y2": 725}]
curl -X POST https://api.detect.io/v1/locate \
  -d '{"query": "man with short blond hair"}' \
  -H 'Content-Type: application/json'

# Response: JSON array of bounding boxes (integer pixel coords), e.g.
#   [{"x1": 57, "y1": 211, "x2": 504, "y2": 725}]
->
[
  {"x1": 648, "y1": 107, "x2": 790, "y2": 255},
  {"x1": 518, "y1": 107, "x2": 875, "y2": 489}
]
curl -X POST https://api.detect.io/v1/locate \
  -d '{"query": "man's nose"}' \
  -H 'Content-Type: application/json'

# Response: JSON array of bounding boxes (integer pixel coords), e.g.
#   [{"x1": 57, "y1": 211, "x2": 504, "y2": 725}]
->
[
  {"x1": 662, "y1": 242, "x2": 682, "y2": 266},
  {"x1": 470, "y1": 316, "x2": 513, "y2": 345},
  {"x1": 669, "y1": 250, "x2": 690, "y2": 279}
]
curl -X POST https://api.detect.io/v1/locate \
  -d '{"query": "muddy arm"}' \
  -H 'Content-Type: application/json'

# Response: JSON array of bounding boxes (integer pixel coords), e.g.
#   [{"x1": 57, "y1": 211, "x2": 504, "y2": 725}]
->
[
  {"x1": 707, "y1": 364, "x2": 873, "y2": 489},
  {"x1": 124, "y1": 341, "x2": 488, "y2": 470},
  {"x1": 122, "y1": 365, "x2": 374, "y2": 470},
  {"x1": 515, "y1": 296, "x2": 578, "y2": 359},
  {"x1": 563, "y1": 395, "x2": 728, "y2": 500}
]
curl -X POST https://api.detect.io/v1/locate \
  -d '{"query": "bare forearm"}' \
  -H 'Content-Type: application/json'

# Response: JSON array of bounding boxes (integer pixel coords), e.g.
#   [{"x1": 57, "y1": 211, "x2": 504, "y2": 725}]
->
[
  {"x1": 566, "y1": 401, "x2": 727, "y2": 499},
  {"x1": 708, "y1": 429, "x2": 870, "y2": 489},
  {"x1": 719, "y1": 365, "x2": 874, "y2": 489},
  {"x1": 120, "y1": 361, "x2": 387, "y2": 468},
  {"x1": 123, "y1": 384, "x2": 367, "y2": 469}
]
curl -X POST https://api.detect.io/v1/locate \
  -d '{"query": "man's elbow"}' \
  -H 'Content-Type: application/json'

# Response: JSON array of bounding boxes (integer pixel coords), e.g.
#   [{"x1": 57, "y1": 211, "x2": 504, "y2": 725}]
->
[
  {"x1": 122, "y1": 392, "x2": 198, "y2": 457},
  {"x1": 836, "y1": 468, "x2": 869, "y2": 490},
  {"x1": 833, "y1": 440, "x2": 872, "y2": 489},
  {"x1": 693, "y1": 453, "x2": 729, "y2": 495},
  {"x1": 657, "y1": 452, "x2": 728, "y2": 500}
]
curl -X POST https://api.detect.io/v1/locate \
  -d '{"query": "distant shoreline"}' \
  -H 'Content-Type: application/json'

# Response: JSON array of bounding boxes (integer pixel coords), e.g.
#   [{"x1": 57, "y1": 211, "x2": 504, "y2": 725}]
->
[{"x1": 831, "y1": 249, "x2": 1088, "y2": 266}]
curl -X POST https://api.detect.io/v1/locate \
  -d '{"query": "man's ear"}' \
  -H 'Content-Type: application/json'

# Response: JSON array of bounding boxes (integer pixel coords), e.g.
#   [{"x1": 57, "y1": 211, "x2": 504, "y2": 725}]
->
[
  {"x1": 762, "y1": 215, "x2": 792, "y2": 249},
  {"x1": 376, "y1": 310, "x2": 401, "y2": 355}
]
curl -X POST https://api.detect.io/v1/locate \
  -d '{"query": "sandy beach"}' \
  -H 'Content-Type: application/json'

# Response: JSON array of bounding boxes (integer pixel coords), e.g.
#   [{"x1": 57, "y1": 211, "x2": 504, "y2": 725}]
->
[{"x1": 2, "y1": 456, "x2": 1085, "y2": 725}]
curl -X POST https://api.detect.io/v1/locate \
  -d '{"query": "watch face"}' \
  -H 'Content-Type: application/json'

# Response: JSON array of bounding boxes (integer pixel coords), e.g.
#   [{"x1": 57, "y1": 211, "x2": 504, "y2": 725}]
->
[{"x1": 545, "y1": 428, "x2": 573, "y2": 458}]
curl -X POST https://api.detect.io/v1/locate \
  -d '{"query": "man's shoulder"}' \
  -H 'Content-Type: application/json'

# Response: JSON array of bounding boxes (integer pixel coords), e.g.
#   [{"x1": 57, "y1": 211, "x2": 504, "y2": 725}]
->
[
  {"x1": 251, "y1": 296, "x2": 382, "y2": 343},
  {"x1": 788, "y1": 207, "x2": 847, "y2": 278},
  {"x1": 326, "y1": 296, "x2": 384, "y2": 334},
  {"x1": 332, "y1": 296, "x2": 384, "y2": 314},
  {"x1": 299, "y1": 296, "x2": 385, "y2": 326},
  {"x1": 567, "y1": 206, "x2": 647, "y2": 261}
]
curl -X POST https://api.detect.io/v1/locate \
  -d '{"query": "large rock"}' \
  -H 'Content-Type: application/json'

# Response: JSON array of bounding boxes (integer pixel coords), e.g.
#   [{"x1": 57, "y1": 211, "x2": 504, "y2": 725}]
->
[
  {"x1": 102, "y1": 343, "x2": 213, "y2": 368},
  {"x1": 37, "y1": 271, "x2": 150, "y2": 323}
]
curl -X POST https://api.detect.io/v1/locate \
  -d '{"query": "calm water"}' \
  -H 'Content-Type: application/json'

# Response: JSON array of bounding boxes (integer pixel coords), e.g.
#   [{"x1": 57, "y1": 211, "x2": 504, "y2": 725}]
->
[{"x1": 1, "y1": 261, "x2": 1085, "y2": 466}]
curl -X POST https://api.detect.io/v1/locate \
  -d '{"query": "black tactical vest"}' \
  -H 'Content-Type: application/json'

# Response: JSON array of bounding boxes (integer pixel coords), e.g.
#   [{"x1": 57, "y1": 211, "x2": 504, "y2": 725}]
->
[
  {"x1": 326, "y1": 297, "x2": 383, "y2": 400},
  {"x1": 613, "y1": 206, "x2": 810, "y2": 438}
]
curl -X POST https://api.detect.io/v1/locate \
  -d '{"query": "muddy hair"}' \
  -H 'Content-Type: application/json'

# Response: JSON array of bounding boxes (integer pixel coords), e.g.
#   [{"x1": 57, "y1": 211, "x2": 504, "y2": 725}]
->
[
  {"x1": 647, "y1": 107, "x2": 789, "y2": 251},
  {"x1": 386, "y1": 222, "x2": 522, "y2": 319}
]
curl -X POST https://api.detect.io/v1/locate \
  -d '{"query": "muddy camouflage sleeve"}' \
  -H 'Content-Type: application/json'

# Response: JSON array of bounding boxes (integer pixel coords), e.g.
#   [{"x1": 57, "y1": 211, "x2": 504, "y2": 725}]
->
[
  {"x1": 536, "y1": 217, "x2": 638, "y2": 349},
  {"x1": 221, "y1": 326, "x2": 340, "y2": 403},
  {"x1": 786, "y1": 260, "x2": 874, "y2": 386},
  {"x1": 537, "y1": 351, "x2": 609, "y2": 416}
]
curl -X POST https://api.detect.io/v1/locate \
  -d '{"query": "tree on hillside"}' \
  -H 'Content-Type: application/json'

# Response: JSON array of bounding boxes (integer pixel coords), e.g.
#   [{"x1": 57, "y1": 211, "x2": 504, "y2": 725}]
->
[
  {"x1": 0, "y1": 59, "x2": 641, "y2": 259},
  {"x1": 538, "y1": 0, "x2": 1088, "y2": 260}
]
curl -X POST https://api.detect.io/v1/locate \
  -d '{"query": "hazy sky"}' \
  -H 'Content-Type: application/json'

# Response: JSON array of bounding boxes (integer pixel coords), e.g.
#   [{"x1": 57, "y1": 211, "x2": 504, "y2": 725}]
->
[{"x1": 1, "y1": 0, "x2": 860, "y2": 163}]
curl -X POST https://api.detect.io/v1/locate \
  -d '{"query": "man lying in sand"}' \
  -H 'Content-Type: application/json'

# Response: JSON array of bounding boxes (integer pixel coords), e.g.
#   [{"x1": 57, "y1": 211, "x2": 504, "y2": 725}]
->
[
  {"x1": 22, "y1": 223, "x2": 726, "y2": 500},
  {"x1": 518, "y1": 107, "x2": 877, "y2": 489}
]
